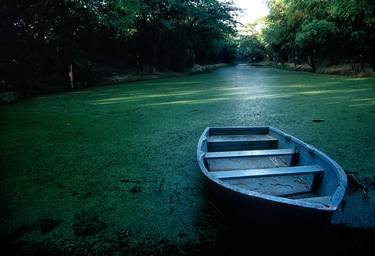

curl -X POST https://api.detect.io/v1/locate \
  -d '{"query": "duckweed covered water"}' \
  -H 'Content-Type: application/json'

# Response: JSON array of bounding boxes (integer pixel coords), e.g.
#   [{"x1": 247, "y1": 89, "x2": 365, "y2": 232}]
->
[{"x1": 1, "y1": 64, "x2": 375, "y2": 254}]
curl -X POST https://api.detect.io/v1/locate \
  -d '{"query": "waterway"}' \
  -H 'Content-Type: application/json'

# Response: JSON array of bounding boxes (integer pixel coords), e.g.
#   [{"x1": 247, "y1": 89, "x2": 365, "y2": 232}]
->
[{"x1": 1, "y1": 64, "x2": 375, "y2": 254}]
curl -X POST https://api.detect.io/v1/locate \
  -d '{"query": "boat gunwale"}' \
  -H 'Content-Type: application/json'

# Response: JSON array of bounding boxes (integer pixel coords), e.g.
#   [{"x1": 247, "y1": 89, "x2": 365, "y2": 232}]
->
[{"x1": 197, "y1": 126, "x2": 348, "y2": 212}]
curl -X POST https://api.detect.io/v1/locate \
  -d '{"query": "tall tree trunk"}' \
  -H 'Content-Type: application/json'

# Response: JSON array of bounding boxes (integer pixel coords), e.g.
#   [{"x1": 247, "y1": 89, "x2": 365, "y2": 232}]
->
[{"x1": 308, "y1": 55, "x2": 316, "y2": 72}]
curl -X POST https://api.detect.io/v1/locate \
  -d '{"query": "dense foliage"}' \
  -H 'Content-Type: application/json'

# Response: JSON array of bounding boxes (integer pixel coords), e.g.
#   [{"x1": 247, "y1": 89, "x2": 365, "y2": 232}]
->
[
  {"x1": 0, "y1": 0, "x2": 237, "y2": 93},
  {"x1": 238, "y1": 0, "x2": 375, "y2": 72},
  {"x1": 236, "y1": 22, "x2": 266, "y2": 62},
  {"x1": 270, "y1": 0, "x2": 375, "y2": 70},
  {"x1": 3, "y1": 0, "x2": 374, "y2": 94}
]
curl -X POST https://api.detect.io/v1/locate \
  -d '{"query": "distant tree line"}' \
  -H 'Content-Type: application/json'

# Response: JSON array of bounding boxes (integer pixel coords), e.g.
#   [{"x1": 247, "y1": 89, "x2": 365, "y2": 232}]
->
[
  {"x1": 236, "y1": 21, "x2": 266, "y2": 63},
  {"x1": 237, "y1": 0, "x2": 375, "y2": 72},
  {"x1": 0, "y1": 0, "x2": 237, "y2": 93}
]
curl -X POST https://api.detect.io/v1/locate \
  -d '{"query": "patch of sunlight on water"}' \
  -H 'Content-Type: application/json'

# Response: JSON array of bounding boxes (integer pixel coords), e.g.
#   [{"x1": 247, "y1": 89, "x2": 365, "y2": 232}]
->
[
  {"x1": 345, "y1": 77, "x2": 373, "y2": 81},
  {"x1": 143, "y1": 97, "x2": 230, "y2": 106},
  {"x1": 91, "y1": 91, "x2": 207, "y2": 105},
  {"x1": 288, "y1": 84, "x2": 306, "y2": 88},
  {"x1": 93, "y1": 100, "x2": 140, "y2": 105},
  {"x1": 217, "y1": 87, "x2": 250, "y2": 91},
  {"x1": 220, "y1": 91, "x2": 254, "y2": 96},
  {"x1": 296, "y1": 88, "x2": 370, "y2": 96},
  {"x1": 351, "y1": 98, "x2": 375, "y2": 102},
  {"x1": 242, "y1": 94, "x2": 292, "y2": 100},
  {"x1": 144, "y1": 81, "x2": 203, "y2": 86}
]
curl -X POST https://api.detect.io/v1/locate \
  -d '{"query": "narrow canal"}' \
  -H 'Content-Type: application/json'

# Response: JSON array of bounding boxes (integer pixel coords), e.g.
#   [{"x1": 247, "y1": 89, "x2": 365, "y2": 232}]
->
[{"x1": 1, "y1": 64, "x2": 374, "y2": 254}]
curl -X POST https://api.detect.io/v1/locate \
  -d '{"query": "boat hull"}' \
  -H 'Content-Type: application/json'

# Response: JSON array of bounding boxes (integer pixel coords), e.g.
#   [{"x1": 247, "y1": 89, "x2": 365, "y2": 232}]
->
[
  {"x1": 207, "y1": 178, "x2": 333, "y2": 225},
  {"x1": 197, "y1": 127, "x2": 347, "y2": 224}
]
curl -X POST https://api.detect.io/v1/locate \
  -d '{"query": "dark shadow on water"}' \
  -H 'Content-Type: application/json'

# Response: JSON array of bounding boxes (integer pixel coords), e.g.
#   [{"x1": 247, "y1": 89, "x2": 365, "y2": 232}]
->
[
  {"x1": 2, "y1": 181, "x2": 375, "y2": 256},
  {"x1": 205, "y1": 204, "x2": 375, "y2": 256},
  {"x1": 200, "y1": 178, "x2": 375, "y2": 256}
]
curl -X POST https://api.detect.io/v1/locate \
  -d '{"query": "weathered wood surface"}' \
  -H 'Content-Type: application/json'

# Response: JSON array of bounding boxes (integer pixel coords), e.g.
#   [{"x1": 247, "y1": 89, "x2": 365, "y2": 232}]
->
[
  {"x1": 207, "y1": 134, "x2": 278, "y2": 151},
  {"x1": 210, "y1": 165, "x2": 323, "y2": 179},
  {"x1": 209, "y1": 127, "x2": 269, "y2": 136},
  {"x1": 205, "y1": 148, "x2": 296, "y2": 159},
  {"x1": 207, "y1": 134, "x2": 277, "y2": 143},
  {"x1": 197, "y1": 126, "x2": 347, "y2": 215}
]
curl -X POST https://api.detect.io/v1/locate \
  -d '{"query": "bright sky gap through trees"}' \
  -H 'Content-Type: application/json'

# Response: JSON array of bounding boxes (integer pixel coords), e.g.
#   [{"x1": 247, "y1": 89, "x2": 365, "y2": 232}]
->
[{"x1": 234, "y1": 0, "x2": 269, "y2": 24}]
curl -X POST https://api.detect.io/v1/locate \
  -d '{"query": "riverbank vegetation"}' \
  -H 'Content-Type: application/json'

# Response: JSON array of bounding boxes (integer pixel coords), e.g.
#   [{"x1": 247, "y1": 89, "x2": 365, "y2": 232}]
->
[
  {"x1": 237, "y1": 0, "x2": 375, "y2": 74},
  {"x1": 2, "y1": 0, "x2": 374, "y2": 98},
  {"x1": 1, "y1": 0, "x2": 237, "y2": 95}
]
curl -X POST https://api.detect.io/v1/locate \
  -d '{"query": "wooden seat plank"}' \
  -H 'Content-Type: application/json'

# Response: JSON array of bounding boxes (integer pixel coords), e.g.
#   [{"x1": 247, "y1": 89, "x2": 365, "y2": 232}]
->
[
  {"x1": 207, "y1": 134, "x2": 277, "y2": 143},
  {"x1": 209, "y1": 127, "x2": 269, "y2": 136},
  {"x1": 207, "y1": 134, "x2": 278, "y2": 151},
  {"x1": 210, "y1": 165, "x2": 323, "y2": 179},
  {"x1": 205, "y1": 148, "x2": 296, "y2": 159}
]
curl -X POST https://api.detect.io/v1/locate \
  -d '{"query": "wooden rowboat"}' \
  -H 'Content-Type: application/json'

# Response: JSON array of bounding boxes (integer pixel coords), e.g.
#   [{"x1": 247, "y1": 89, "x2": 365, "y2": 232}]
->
[{"x1": 197, "y1": 127, "x2": 347, "y2": 223}]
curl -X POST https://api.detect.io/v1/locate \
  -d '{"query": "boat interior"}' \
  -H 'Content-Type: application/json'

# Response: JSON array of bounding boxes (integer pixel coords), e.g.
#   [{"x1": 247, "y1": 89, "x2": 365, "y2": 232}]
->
[{"x1": 201, "y1": 127, "x2": 341, "y2": 207}]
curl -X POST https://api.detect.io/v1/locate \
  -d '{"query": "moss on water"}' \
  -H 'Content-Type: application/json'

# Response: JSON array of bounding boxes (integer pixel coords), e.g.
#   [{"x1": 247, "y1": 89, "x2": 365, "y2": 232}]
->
[{"x1": 1, "y1": 64, "x2": 375, "y2": 254}]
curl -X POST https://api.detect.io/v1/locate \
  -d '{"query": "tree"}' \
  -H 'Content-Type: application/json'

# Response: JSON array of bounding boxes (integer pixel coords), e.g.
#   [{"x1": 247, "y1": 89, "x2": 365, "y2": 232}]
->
[
  {"x1": 262, "y1": 0, "x2": 375, "y2": 71},
  {"x1": 295, "y1": 19, "x2": 338, "y2": 70},
  {"x1": 0, "y1": 0, "x2": 239, "y2": 93}
]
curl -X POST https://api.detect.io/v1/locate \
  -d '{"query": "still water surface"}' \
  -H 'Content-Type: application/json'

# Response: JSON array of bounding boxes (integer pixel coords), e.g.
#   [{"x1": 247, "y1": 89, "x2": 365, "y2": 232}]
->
[{"x1": 1, "y1": 64, "x2": 374, "y2": 253}]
